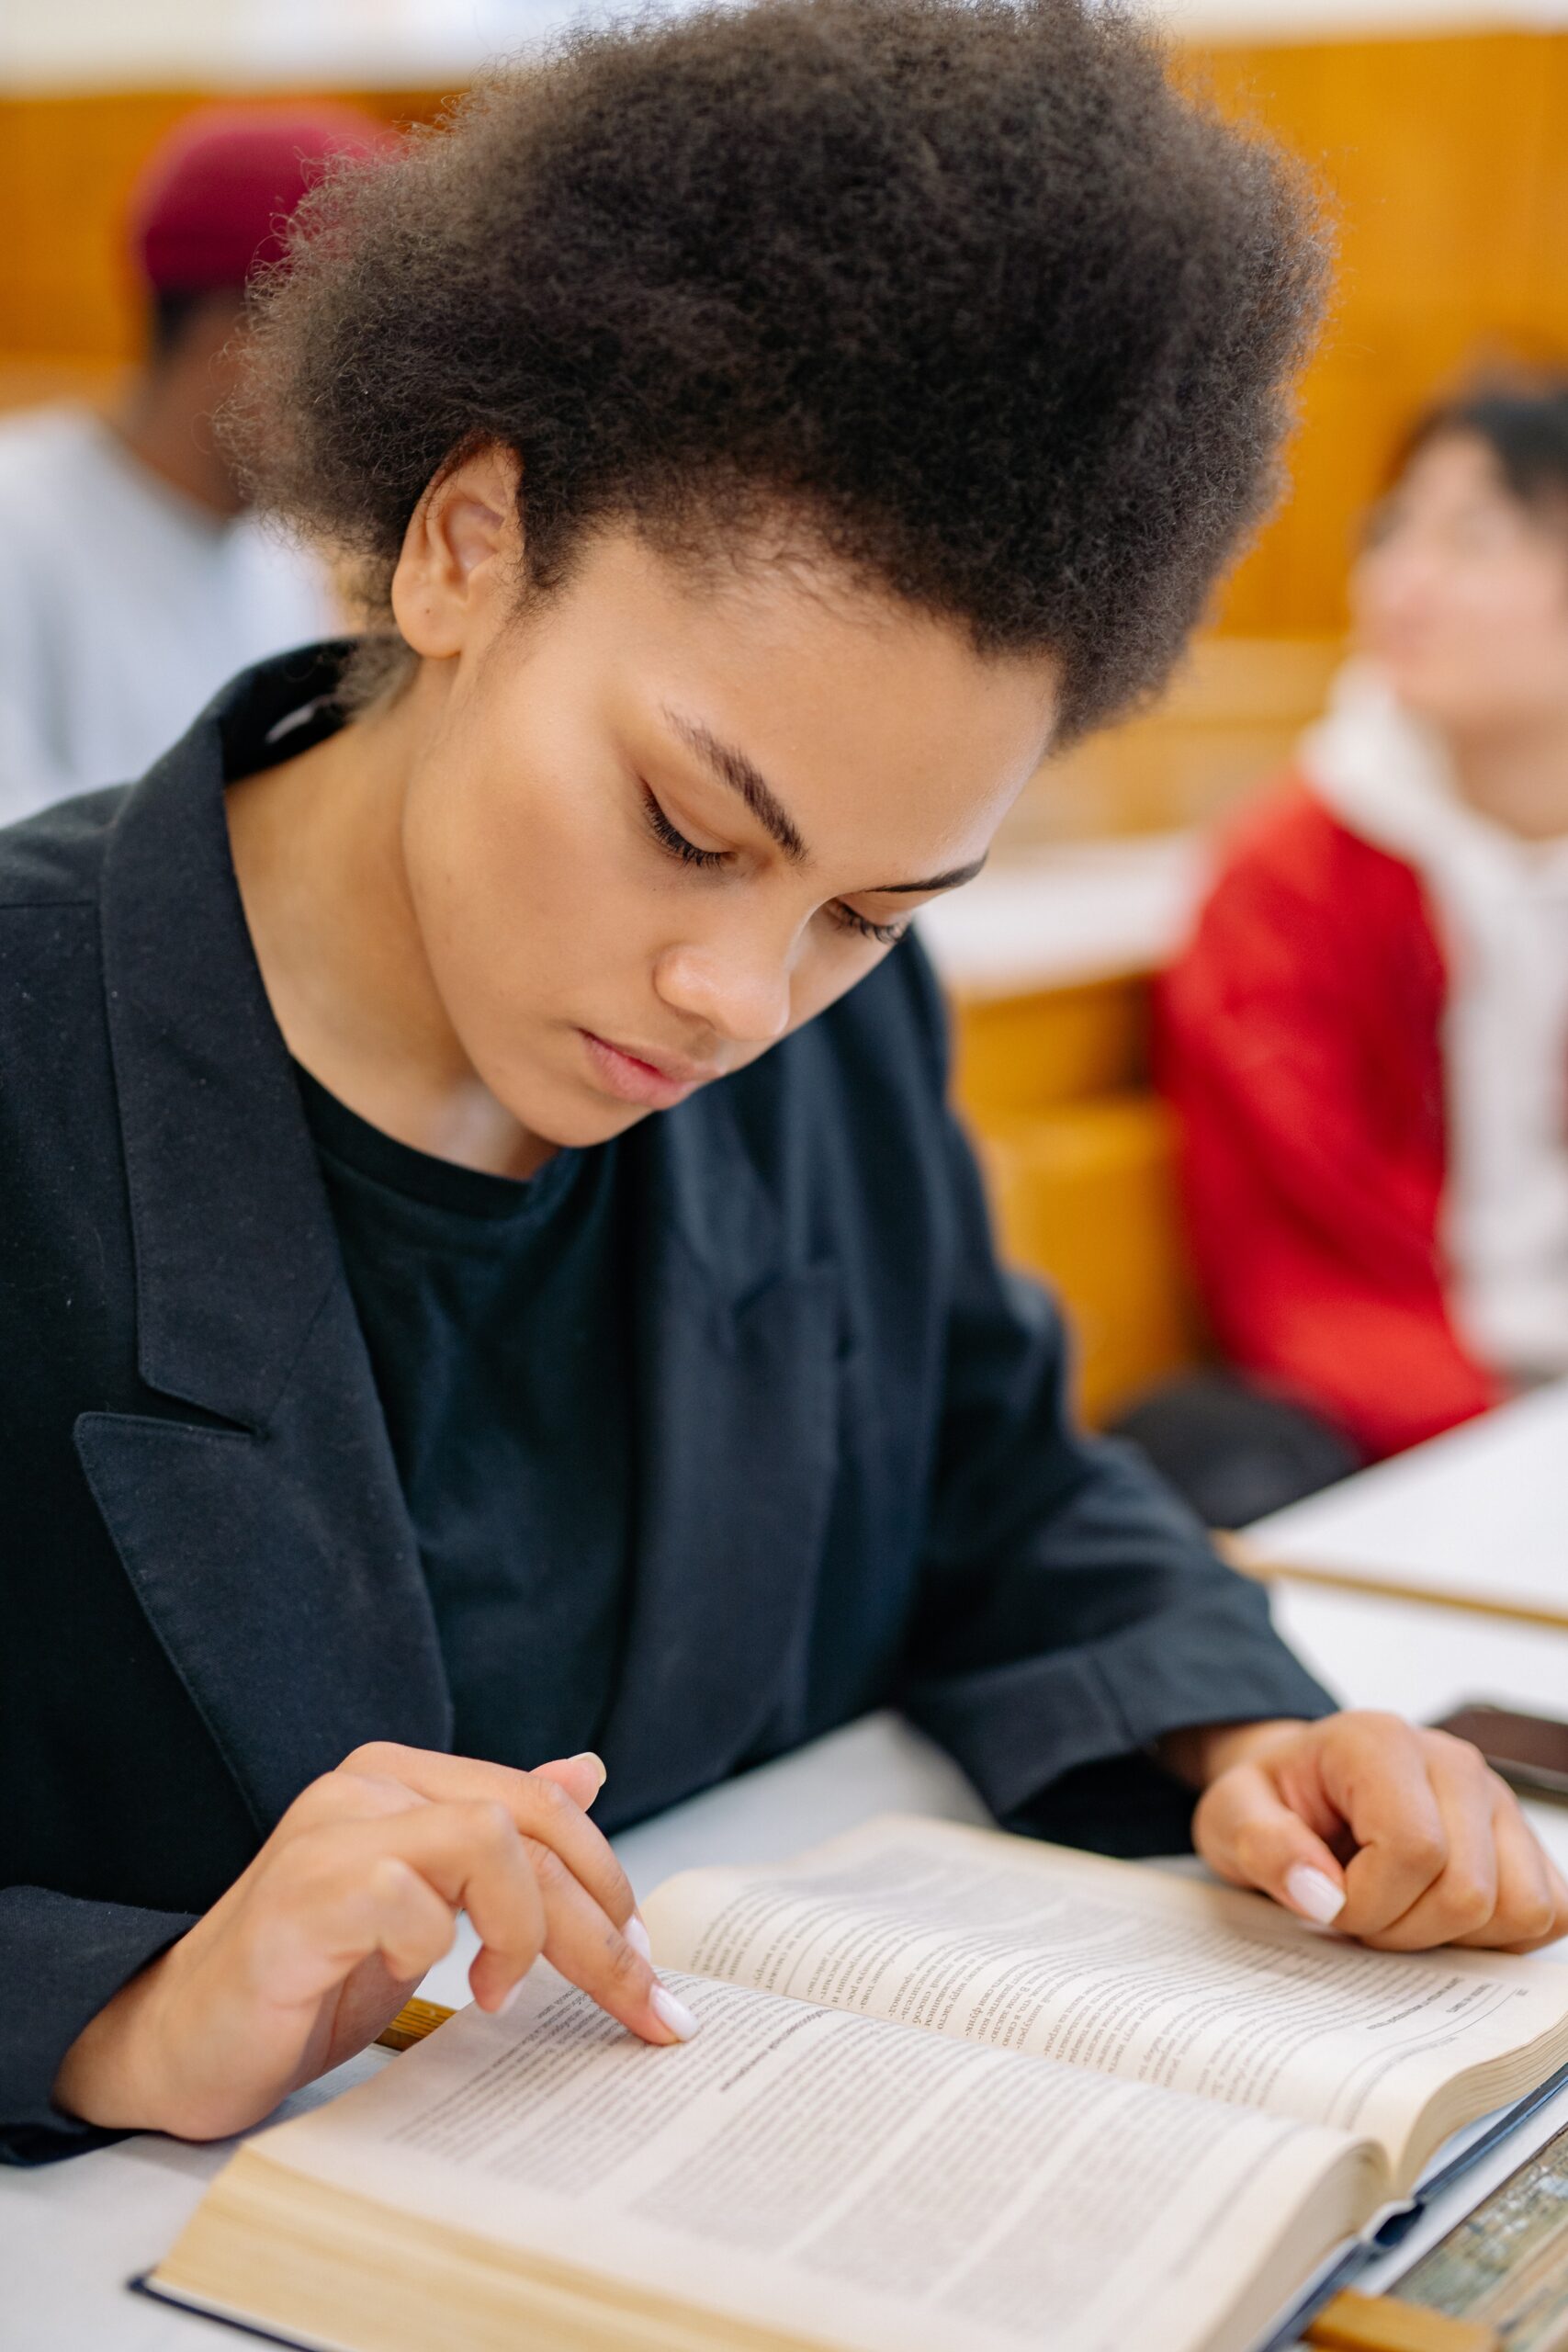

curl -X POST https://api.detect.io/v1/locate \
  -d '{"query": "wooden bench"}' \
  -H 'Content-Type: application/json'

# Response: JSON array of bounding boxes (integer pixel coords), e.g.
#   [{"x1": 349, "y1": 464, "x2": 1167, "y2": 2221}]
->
[{"x1": 951, "y1": 972, "x2": 1205, "y2": 1428}]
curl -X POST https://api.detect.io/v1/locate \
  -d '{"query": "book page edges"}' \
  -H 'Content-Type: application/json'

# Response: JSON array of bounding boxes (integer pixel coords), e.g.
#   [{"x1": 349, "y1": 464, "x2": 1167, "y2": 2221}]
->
[
  {"x1": 149, "y1": 2134, "x2": 1382, "y2": 2352},
  {"x1": 150, "y1": 2146, "x2": 839, "y2": 2352}
]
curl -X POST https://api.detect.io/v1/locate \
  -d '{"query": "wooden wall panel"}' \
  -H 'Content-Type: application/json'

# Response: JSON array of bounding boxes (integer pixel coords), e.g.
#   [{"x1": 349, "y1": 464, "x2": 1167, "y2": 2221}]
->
[
  {"x1": 998, "y1": 633, "x2": 1342, "y2": 846},
  {"x1": 1190, "y1": 31, "x2": 1568, "y2": 636},
  {"x1": 0, "y1": 86, "x2": 452, "y2": 368}
]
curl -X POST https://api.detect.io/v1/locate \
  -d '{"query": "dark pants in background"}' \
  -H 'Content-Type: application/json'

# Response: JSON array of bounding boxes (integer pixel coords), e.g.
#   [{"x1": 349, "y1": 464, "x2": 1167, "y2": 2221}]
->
[{"x1": 1111, "y1": 1369, "x2": 1362, "y2": 1532}]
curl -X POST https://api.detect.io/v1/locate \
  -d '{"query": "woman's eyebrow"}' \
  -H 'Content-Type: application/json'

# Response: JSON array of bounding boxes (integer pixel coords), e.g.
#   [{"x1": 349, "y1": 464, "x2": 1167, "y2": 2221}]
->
[
  {"x1": 874, "y1": 855, "x2": 988, "y2": 894},
  {"x1": 662, "y1": 705, "x2": 985, "y2": 895},
  {"x1": 662, "y1": 707, "x2": 808, "y2": 865}
]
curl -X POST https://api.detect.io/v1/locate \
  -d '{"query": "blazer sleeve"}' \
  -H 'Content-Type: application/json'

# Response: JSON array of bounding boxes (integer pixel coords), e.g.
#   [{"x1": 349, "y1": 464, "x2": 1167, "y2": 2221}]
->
[
  {"x1": 896, "y1": 955, "x2": 1336, "y2": 1852},
  {"x1": 0, "y1": 1889, "x2": 197, "y2": 2164}
]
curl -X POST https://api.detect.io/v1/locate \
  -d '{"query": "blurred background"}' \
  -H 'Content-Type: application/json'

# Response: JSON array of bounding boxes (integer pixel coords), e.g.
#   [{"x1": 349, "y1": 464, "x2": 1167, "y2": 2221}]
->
[{"x1": 1, "y1": 0, "x2": 1563, "y2": 1464}]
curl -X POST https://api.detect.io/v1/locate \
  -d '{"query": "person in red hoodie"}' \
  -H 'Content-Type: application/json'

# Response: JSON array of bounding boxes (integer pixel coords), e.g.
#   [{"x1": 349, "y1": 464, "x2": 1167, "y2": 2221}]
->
[{"x1": 1140, "y1": 380, "x2": 1568, "y2": 1524}]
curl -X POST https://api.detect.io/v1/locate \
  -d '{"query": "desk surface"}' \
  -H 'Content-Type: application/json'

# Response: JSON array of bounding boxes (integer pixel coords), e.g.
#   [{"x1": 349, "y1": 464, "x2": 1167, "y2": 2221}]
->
[
  {"x1": 1250, "y1": 1380, "x2": 1568, "y2": 1620},
  {"x1": 7, "y1": 1419, "x2": 1568, "y2": 2351}
]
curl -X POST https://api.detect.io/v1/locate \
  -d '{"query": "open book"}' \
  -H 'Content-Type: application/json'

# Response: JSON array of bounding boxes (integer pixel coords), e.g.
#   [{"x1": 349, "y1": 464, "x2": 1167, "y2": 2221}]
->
[{"x1": 146, "y1": 1814, "x2": 1568, "y2": 2352}]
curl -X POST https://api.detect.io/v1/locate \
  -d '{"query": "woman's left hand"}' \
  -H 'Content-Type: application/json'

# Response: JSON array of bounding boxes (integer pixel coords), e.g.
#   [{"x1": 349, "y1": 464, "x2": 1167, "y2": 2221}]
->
[{"x1": 1171, "y1": 1711, "x2": 1568, "y2": 1951}]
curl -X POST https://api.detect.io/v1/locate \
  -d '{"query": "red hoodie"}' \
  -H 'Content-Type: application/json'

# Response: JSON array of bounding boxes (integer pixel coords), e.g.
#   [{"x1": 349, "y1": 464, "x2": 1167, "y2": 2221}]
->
[{"x1": 1156, "y1": 780, "x2": 1503, "y2": 1459}]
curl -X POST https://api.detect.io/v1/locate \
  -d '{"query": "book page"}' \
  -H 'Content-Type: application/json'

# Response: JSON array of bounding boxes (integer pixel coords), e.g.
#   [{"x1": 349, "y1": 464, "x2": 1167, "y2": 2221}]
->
[
  {"x1": 241, "y1": 1965, "x2": 1379, "y2": 2352},
  {"x1": 642, "y1": 1815, "x2": 1568, "y2": 2179}
]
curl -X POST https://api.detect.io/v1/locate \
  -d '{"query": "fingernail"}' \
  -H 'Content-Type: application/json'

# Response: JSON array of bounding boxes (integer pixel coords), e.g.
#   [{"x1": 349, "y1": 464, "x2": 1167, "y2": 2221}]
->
[
  {"x1": 497, "y1": 1978, "x2": 526, "y2": 2017},
  {"x1": 1286, "y1": 1864, "x2": 1346, "y2": 1925},
  {"x1": 625, "y1": 1914, "x2": 653, "y2": 1962},
  {"x1": 571, "y1": 1751, "x2": 607, "y2": 1796},
  {"x1": 650, "y1": 1984, "x2": 700, "y2": 2042}
]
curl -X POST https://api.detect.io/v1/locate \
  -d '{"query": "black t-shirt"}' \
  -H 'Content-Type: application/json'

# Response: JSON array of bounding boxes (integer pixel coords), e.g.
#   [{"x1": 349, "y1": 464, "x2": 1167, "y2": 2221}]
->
[{"x1": 296, "y1": 1065, "x2": 632, "y2": 1770}]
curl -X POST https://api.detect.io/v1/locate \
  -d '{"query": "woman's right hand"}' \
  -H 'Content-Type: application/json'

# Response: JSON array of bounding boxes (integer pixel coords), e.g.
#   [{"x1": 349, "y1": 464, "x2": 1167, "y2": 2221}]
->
[{"x1": 53, "y1": 1743, "x2": 696, "y2": 2143}]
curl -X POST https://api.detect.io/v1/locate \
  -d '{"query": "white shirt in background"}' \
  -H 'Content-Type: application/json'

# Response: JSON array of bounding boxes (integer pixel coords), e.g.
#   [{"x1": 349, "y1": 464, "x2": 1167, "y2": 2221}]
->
[
  {"x1": 1301, "y1": 662, "x2": 1568, "y2": 1385},
  {"x1": 0, "y1": 404, "x2": 335, "y2": 824}
]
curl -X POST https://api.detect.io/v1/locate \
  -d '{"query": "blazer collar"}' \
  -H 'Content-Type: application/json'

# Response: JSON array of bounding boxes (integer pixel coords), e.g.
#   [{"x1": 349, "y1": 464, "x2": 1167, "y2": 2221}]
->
[{"x1": 97, "y1": 646, "x2": 351, "y2": 1430}]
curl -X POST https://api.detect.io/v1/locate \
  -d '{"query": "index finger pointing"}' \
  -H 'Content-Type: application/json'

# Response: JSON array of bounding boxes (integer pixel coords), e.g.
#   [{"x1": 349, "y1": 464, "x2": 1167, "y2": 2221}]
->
[{"x1": 338, "y1": 1742, "x2": 637, "y2": 1928}]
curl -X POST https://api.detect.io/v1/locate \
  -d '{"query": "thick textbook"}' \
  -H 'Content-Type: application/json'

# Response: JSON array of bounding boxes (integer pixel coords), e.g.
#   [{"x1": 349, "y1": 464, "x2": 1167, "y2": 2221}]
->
[{"x1": 145, "y1": 1815, "x2": 1568, "y2": 2352}]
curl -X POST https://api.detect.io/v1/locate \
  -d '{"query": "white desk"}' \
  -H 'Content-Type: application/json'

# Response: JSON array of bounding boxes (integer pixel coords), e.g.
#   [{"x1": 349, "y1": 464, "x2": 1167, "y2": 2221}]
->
[
  {"x1": 8, "y1": 1418, "x2": 1568, "y2": 2351},
  {"x1": 1249, "y1": 1379, "x2": 1568, "y2": 1622},
  {"x1": 914, "y1": 829, "x2": 1202, "y2": 998}
]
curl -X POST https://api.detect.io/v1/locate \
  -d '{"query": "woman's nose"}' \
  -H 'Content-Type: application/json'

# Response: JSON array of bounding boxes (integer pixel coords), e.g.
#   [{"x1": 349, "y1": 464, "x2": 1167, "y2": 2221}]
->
[{"x1": 654, "y1": 942, "x2": 794, "y2": 1046}]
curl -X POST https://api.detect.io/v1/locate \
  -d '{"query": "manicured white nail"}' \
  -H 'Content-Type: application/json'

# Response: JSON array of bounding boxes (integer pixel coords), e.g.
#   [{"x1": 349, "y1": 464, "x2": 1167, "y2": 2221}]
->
[
  {"x1": 497, "y1": 1978, "x2": 526, "y2": 2017},
  {"x1": 571, "y1": 1750, "x2": 607, "y2": 1795},
  {"x1": 1286, "y1": 1864, "x2": 1346, "y2": 1925},
  {"x1": 625, "y1": 1914, "x2": 653, "y2": 1962},
  {"x1": 650, "y1": 1984, "x2": 700, "y2": 2041}
]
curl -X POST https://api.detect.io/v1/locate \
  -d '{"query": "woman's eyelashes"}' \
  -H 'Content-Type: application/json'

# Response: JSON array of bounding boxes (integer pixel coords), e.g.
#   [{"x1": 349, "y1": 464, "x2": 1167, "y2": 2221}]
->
[
  {"x1": 827, "y1": 902, "x2": 910, "y2": 947},
  {"x1": 639, "y1": 785, "x2": 910, "y2": 949},
  {"x1": 640, "y1": 786, "x2": 728, "y2": 869}
]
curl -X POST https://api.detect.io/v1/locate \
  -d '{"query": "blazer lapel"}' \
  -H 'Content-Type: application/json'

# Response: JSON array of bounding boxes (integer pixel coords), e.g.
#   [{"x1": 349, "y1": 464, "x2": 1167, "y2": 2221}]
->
[
  {"x1": 86, "y1": 652, "x2": 451, "y2": 1830},
  {"x1": 597, "y1": 1094, "x2": 841, "y2": 1824},
  {"x1": 73, "y1": 1300, "x2": 452, "y2": 1834}
]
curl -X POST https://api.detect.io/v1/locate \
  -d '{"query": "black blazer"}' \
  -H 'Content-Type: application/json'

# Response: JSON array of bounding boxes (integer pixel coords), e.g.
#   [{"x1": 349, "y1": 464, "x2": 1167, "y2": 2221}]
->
[{"x1": 0, "y1": 648, "x2": 1331, "y2": 2161}]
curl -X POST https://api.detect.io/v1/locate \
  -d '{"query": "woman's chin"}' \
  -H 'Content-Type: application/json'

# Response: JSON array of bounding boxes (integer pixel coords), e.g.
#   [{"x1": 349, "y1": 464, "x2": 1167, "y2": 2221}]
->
[{"x1": 492, "y1": 1067, "x2": 660, "y2": 1156}]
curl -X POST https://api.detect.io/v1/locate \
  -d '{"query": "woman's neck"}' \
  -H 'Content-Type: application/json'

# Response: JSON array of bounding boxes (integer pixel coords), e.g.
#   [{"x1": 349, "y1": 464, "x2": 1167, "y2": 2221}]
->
[
  {"x1": 225, "y1": 677, "x2": 554, "y2": 1178},
  {"x1": 1447, "y1": 712, "x2": 1568, "y2": 845}
]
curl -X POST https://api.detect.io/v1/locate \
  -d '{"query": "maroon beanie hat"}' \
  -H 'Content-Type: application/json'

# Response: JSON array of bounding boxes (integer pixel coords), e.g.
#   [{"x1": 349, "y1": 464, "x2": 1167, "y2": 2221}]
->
[{"x1": 128, "y1": 103, "x2": 390, "y2": 294}]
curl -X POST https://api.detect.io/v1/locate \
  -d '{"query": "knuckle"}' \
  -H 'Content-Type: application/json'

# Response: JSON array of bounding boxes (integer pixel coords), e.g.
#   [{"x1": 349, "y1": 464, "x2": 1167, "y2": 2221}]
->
[
  {"x1": 367, "y1": 1853, "x2": 417, "y2": 1903},
  {"x1": 469, "y1": 1798, "x2": 517, "y2": 1850},
  {"x1": 1347, "y1": 1709, "x2": 1404, "y2": 1741},
  {"x1": 1438, "y1": 1731, "x2": 1492, "y2": 1782},
  {"x1": 530, "y1": 1774, "x2": 571, "y2": 1822},
  {"x1": 1400, "y1": 1826, "x2": 1449, "y2": 1882},
  {"x1": 1509, "y1": 1892, "x2": 1558, "y2": 1944},
  {"x1": 1438, "y1": 1871, "x2": 1495, "y2": 1931},
  {"x1": 342, "y1": 1740, "x2": 406, "y2": 1777},
  {"x1": 291, "y1": 1769, "x2": 411, "y2": 1830},
  {"x1": 284, "y1": 1773, "x2": 346, "y2": 1826}
]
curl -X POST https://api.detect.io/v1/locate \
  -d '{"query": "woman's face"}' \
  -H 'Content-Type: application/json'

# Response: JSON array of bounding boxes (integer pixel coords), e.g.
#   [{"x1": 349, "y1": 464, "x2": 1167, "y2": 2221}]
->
[
  {"x1": 392, "y1": 483, "x2": 1056, "y2": 1152},
  {"x1": 1352, "y1": 431, "x2": 1568, "y2": 738}
]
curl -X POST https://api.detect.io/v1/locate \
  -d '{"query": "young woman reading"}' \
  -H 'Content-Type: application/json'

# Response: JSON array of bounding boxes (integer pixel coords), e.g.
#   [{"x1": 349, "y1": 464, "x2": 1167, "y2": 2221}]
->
[{"x1": 3, "y1": 0, "x2": 1562, "y2": 2169}]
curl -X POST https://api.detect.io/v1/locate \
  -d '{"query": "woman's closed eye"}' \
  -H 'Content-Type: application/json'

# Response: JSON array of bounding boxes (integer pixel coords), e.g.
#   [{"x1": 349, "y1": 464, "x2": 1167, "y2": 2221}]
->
[
  {"x1": 826, "y1": 902, "x2": 910, "y2": 947},
  {"x1": 640, "y1": 786, "x2": 729, "y2": 870},
  {"x1": 640, "y1": 786, "x2": 910, "y2": 948}
]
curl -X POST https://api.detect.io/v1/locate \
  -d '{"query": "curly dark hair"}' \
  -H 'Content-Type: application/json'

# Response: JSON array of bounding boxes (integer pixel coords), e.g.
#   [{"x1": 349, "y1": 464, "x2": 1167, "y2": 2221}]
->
[{"x1": 231, "y1": 0, "x2": 1325, "y2": 740}]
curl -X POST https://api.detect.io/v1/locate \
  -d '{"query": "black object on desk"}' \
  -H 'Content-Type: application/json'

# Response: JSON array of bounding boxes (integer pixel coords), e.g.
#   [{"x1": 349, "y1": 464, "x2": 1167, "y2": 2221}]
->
[{"x1": 1428, "y1": 1703, "x2": 1568, "y2": 1805}]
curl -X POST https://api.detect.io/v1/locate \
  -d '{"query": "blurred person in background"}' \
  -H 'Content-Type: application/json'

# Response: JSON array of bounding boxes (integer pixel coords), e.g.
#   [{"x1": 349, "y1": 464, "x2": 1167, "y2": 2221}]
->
[
  {"x1": 0, "y1": 106, "x2": 380, "y2": 821},
  {"x1": 1141, "y1": 380, "x2": 1568, "y2": 1526}
]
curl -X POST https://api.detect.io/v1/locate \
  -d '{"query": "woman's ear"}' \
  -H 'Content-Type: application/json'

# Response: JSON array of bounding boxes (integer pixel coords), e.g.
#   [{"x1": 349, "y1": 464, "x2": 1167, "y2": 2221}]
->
[{"x1": 390, "y1": 441, "x2": 524, "y2": 659}]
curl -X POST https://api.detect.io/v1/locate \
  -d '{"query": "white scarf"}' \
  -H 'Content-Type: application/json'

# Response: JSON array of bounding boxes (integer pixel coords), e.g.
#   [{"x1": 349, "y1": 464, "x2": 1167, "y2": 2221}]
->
[{"x1": 1298, "y1": 662, "x2": 1568, "y2": 1381}]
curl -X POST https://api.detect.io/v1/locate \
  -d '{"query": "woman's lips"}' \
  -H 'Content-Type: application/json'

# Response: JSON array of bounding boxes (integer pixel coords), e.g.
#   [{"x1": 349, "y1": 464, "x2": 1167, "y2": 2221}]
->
[{"x1": 580, "y1": 1029, "x2": 718, "y2": 1109}]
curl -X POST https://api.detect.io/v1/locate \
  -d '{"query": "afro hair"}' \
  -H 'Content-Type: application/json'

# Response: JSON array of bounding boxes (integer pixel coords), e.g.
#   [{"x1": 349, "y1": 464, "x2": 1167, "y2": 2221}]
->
[{"x1": 230, "y1": 0, "x2": 1326, "y2": 740}]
